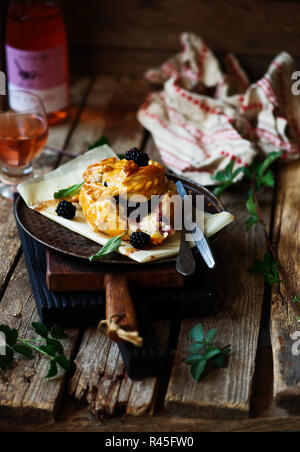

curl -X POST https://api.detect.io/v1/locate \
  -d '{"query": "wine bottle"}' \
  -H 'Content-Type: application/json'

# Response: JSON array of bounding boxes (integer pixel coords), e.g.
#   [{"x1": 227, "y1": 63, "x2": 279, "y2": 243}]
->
[{"x1": 5, "y1": 0, "x2": 69, "y2": 125}]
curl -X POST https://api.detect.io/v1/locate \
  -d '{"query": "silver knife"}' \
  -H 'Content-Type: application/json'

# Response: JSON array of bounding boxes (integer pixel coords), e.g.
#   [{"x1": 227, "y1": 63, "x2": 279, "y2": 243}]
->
[{"x1": 176, "y1": 181, "x2": 216, "y2": 269}]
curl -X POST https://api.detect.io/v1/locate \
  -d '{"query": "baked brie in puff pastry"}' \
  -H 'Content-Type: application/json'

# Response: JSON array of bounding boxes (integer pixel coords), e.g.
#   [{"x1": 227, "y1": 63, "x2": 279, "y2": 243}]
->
[{"x1": 79, "y1": 151, "x2": 177, "y2": 247}]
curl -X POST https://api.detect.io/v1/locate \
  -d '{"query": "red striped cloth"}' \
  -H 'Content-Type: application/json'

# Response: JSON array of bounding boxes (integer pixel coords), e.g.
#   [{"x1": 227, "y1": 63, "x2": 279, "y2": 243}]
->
[{"x1": 138, "y1": 33, "x2": 300, "y2": 186}]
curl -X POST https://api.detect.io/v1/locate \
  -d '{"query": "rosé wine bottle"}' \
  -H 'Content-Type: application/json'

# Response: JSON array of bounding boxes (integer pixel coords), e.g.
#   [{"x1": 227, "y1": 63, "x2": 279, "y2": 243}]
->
[{"x1": 5, "y1": 0, "x2": 69, "y2": 126}]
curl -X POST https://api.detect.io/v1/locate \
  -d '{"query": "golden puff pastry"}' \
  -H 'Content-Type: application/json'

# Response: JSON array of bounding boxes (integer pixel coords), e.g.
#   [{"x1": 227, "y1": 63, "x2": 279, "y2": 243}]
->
[{"x1": 79, "y1": 156, "x2": 178, "y2": 246}]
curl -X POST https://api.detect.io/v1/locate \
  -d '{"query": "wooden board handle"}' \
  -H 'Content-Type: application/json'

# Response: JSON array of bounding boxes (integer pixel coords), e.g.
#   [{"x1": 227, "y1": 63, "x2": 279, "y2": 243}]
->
[{"x1": 98, "y1": 273, "x2": 143, "y2": 347}]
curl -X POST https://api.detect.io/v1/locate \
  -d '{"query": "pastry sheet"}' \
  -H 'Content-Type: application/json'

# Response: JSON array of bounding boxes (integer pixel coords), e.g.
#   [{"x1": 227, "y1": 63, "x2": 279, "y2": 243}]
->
[{"x1": 18, "y1": 145, "x2": 234, "y2": 263}]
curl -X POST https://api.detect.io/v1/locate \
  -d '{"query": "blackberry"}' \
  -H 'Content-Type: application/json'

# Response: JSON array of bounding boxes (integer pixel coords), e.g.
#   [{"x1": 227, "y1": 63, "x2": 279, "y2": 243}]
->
[
  {"x1": 130, "y1": 231, "x2": 151, "y2": 249},
  {"x1": 125, "y1": 148, "x2": 149, "y2": 167},
  {"x1": 55, "y1": 200, "x2": 76, "y2": 220}
]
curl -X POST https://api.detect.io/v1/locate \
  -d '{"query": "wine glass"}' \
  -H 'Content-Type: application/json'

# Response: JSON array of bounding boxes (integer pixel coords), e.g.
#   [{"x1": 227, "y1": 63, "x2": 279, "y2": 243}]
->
[{"x1": 0, "y1": 90, "x2": 48, "y2": 199}]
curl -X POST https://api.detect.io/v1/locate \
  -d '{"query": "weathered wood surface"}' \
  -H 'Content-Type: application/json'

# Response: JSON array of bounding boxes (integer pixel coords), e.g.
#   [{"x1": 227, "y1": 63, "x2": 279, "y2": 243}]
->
[
  {"x1": 0, "y1": 256, "x2": 79, "y2": 423},
  {"x1": 60, "y1": 0, "x2": 300, "y2": 57},
  {"x1": 271, "y1": 161, "x2": 300, "y2": 412},
  {"x1": 0, "y1": 78, "x2": 91, "y2": 423},
  {"x1": 165, "y1": 187, "x2": 273, "y2": 418},
  {"x1": 69, "y1": 321, "x2": 171, "y2": 417},
  {"x1": 0, "y1": 74, "x2": 300, "y2": 430},
  {"x1": 57, "y1": 0, "x2": 300, "y2": 80},
  {"x1": 63, "y1": 76, "x2": 148, "y2": 159}
]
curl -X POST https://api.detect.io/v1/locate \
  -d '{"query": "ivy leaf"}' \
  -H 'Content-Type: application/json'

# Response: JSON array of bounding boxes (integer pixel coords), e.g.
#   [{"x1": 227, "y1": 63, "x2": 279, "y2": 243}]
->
[
  {"x1": 191, "y1": 360, "x2": 207, "y2": 381},
  {"x1": 89, "y1": 233, "x2": 126, "y2": 261},
  {"x1": 246, "y1": 197, "x2": 257, "y2": 216},
  {"x1": 54, "y1": 182, "x2": 83, "y2": 200},
  {"x1": 31, "y1": 322, "x2": 48, "y2": 339},
  {"x1": 189, "y1": 324, "x2": 204, "y2": 343},
  {"x1": 50, "y1": 324, "x2": 68, "y2": 340},
  {"x1": 46, "y1": 338, "x2": 64, "y2": 355},
  {"x1": 13, "y1": 345, "x2": 34, "y2": 360},
  {"x1": 0, "y1": 325, "x2": 18, "y2": 347},
  {"x1": 45, "y1": 360, "x2": 58, "y2": 379},
  {"x1": 88, "y1": 135, "x2": 110, "y2": 150},
  {"x1": 55, "y1": 355, "x2": 71, "y2": 372}
]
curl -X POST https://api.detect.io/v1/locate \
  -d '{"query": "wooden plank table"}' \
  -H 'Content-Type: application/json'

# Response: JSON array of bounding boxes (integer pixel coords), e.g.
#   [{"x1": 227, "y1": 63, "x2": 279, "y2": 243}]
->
[{"x1": 0, "y1": 75, "x2": 300, "y2": 432}]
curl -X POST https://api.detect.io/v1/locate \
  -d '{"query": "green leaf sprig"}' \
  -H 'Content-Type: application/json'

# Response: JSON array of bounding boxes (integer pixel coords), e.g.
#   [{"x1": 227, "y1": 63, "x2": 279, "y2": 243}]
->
[
  {"x1": 186, "y1": 324, "x2": 231, "y2": 381},
  {"x1": 0, "y1": 322, "x2": 70, "y2": 379},
  {"x1": 213, "y1": 161, "x2": 245, "y2": 197},
  {"x1": 54, "y1": 182, "x2": 83, "y2": 199},
  {"x1": 89, "y1": 232, "x2": 126, "y2": 261},
  {"x1": 88, "y1": 135, "x2": 110, "y2": 150},
  {"x1": 248, "y1": 253, "x2": 280, "y2": 286},
  {"x1": 213, "y1": 151, "x2": 300, "y2": 320}
]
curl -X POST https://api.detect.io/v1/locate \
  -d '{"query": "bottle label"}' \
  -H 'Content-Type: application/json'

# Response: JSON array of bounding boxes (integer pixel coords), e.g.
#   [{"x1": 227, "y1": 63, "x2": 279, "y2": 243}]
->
[{"x1": 5, "y1": 45, "x2": 68, "y2": 113}]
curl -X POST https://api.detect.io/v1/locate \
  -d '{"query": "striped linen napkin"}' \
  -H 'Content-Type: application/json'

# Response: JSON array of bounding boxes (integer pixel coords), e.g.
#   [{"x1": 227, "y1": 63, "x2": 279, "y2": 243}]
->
[{"x1": 138, "y1": 32, "x2": 300, "y2": 186}]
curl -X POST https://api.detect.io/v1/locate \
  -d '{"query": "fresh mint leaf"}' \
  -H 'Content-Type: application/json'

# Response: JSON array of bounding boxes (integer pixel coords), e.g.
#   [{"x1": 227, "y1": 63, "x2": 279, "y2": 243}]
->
[
  {"x1": 261, "y1": 170, "x2": 275, "y2": 188},
  {"x1": 187, "y1": 343, "x2": 204, "y2": 354},
  {"x1": 0, "y1": 322, "x2": 70, "y2": 380},
  {"x1": 50, "y1": 324, "x2": 68, "y2": 340},
  {"x1": 55, "y1": 355, "x2": 71, "y2": 372},
  {"x1": 257, "y1": 152, "x2": 282, "y2": 177},
  {"x1": 185, "y1": 354, "x2": 204, "y2": 365},
  {"x1": 0, "y1": 347, "x2": 14, "y2": 370},
  {"x1": 46, "y1": 338, "x2": 64, "y2": 355},
  {"x1": 31, "y1": 322, "x2": 48, "y2": 339},
  {"x1": 213, "y1": 348, "x2": 231, "y2": 368},
  {"x1": 189, "y1": 324, "x2": 204, "y2": 343},
  {"x1": 191, "y1": 360, "x2": 207, "y2": 381},
  {"x1": 45, "y1": 360, "x2": 58, "y2": 379},
  {"x1": 13, "y1": 345, "x2": 34, "y2": 360},
  {"x1": 248, "y1": 253, "x2": 280, "y2": 285},
  {"x1": 89, "y1": 233, "x2": 126, "y2": 261},
  {"x1": 186, "y1": 323, "x2": 231, "y2": 382},
  {"x1": 39, "y1": 345, "x2": 56, "y2": 358},
  {"x1": 204, "y1": 346, "x2": 222, "y2": 360},
  {"x1": 206, "y1": 328, "x2": 217, "y2": 343},
  {"x1": 88, "y1": 135, "x2": 110, "y2": 150},
  {"x1": 246, "y1": 197, "x2": 257, "y2": 216},
  {"x1": 54, "y1": 182, "x2": 83, "y2": 200},
  {"x1": 0, "y1": 325, "x2": 18, "y2": 347},
  {"x1": 246, "y1": 215, "x2": 259, "y2": 231}
]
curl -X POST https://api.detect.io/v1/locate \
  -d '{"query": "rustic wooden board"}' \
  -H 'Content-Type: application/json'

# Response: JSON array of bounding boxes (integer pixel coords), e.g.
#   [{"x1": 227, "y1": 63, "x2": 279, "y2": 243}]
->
[
  {"x1": 271, "y1": 161, "x2": 300, "y2": 412},
  {"x1": 60, "y1": 0, "x2": 300, "y2": 58},
  {"x1": 165, "y1": 186, "x2": 273, "y2": 418},
  {"x1": 46, "y1": 249, "x2": 184, "y2": 292},
  {"x1": 69, "y1": 321, "x2": 171, "y2": 417}
]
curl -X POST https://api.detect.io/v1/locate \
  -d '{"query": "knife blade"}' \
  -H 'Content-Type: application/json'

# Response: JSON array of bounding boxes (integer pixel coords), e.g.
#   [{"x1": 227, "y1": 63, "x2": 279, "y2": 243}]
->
[
  {"x1": 176, "y1": 181, "x2": 216, "y2": 269},
  {"x1": 176, "y1": 225, "x2": 196, "y2": 276}
]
